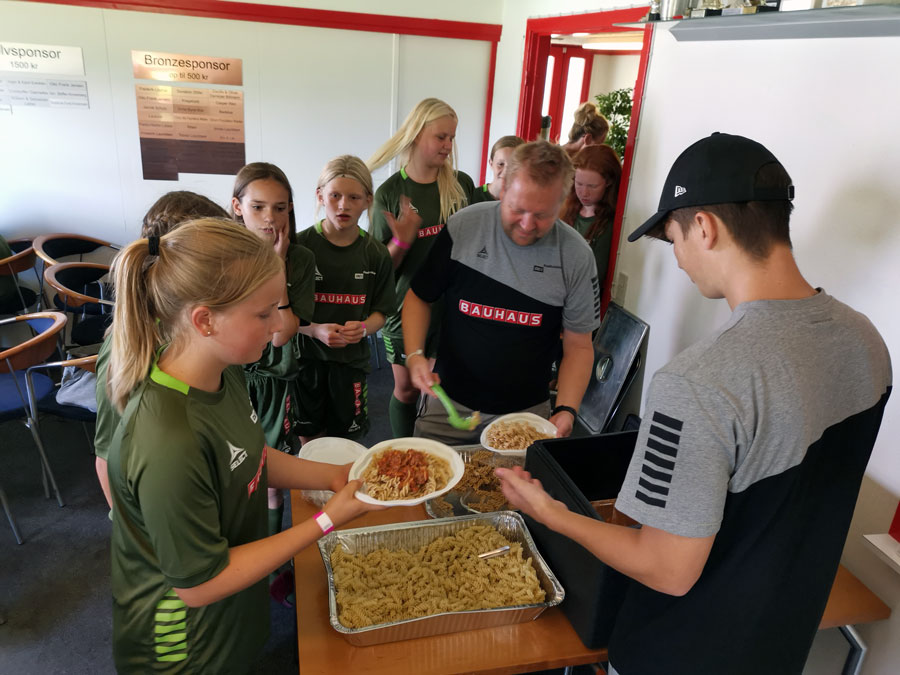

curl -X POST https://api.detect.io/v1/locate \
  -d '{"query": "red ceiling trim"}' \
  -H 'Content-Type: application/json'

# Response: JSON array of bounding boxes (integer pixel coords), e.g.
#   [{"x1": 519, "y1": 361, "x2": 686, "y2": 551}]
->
[{"x1": 24, "y1": 0, "x2": 502, "y2": 42}]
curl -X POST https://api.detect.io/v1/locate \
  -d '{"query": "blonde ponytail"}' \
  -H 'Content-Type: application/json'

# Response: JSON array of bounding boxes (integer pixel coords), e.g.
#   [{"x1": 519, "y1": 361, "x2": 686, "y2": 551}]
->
[
  {"x1": 367, "y1": 98, "x2": 468, "y2": 224},
  {"x1": 107, "y1": 218, "x2": 282, "y2": 411}
]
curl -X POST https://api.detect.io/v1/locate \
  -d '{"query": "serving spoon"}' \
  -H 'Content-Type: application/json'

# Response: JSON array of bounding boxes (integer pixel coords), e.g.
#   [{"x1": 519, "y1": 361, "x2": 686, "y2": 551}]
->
[{"x1": 430, "y1": 383, "x2": 481, "y2": 430}]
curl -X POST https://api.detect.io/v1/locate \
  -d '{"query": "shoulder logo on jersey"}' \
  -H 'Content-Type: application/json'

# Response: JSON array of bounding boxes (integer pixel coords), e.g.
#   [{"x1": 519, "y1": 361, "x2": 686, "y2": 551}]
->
[
  {"x1": 247, "y1": 445, "x2": 267, "y2": 497},
  {"x1": 227, "y1": 441, "x2": 248, "y2": 472},
  {"x1": 315, "y1": 266, "x2": 323, "y2": 281},
  {"x1": 458, "y1": 299, "x2": 542, "y2": 327},
  {"x1": 354, "y1": 273, "x2": 364, "y2": 280},
  {"x1": 249, "y1": 399, "x2": 258, "y2": 424},
  {"x1": 347, "y1": 420, "x2": 361, "y2": 433},
  {"x1": 477, "y1": 246, "x2": 488, "y2": 259},
  {"x1": 634, "y1": 411, "x2": 682, "y2": 509},
  {"x1": 533, "y1": 265, "x2": 544, "y2": 273}
]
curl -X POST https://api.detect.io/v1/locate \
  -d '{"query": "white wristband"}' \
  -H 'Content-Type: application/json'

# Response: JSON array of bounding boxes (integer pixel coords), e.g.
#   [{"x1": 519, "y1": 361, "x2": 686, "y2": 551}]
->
[
  {"x1": 362, "y1": 324, "x2": 367, "y2": 339},
  {"x1": 314, "y1": 510, "x2": 334, "y2": 535}
]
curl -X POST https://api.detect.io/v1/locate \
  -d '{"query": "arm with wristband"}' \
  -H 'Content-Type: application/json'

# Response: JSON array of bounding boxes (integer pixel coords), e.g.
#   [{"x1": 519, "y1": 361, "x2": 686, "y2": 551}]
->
[{"x1": 174, "y1": 448, "x2": 380, "y2": 608}]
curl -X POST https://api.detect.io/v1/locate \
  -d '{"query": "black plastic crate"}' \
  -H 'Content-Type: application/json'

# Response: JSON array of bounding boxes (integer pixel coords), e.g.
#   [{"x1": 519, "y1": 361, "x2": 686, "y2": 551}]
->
[{"x1": 523, "y1": 431, "x2": 638, "y2": 648}]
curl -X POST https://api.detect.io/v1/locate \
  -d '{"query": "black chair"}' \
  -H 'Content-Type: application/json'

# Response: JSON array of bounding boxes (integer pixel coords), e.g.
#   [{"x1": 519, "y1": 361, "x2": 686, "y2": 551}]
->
[
  {"x1": 43, "y1": 262, "x2": 113, "y2": 348},
  {"x1": 32, "y1": 233, "x2": 119, "y2": 311},
  {"x1": 0, "y1": 238, "x2": 39, "y2": 315}
]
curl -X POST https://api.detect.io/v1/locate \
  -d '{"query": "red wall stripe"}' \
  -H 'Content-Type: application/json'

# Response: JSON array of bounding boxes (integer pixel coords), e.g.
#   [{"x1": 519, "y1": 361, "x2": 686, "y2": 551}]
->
[{"x1": 25, "y1": 0, "x2": 502, "y2": 41}]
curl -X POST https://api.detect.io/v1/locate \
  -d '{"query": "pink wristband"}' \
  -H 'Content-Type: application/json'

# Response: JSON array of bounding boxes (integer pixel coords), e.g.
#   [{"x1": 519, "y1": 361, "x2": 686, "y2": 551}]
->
[
  {"x1": 391, "y1": 236, "x2": 411, "y2": 250},
  {"x1": 314, "y1": 511, "x2": 334, "y2": 535}
]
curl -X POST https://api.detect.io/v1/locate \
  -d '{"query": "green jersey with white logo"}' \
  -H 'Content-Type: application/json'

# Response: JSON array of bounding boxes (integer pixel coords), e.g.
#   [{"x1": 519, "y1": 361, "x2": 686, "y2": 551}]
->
[
  {"x1": 108, "y1": 362, "x2": 269, "y2": 673},
  {"x1": 370, "y1": 168, "x2": 475, "y2": 336},
  {"x1": 295, "y1": 222, "x2": 396, "y2": 370}
]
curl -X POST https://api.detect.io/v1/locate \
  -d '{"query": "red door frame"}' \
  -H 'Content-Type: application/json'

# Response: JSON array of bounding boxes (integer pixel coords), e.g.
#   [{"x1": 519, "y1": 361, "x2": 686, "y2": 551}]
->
[
  {"x1": 27, "y1": 0, "x2": 503, "y2": 183},
  {"x1": 546, "y1": 44, "x2": 595, "y2": 144},
  {"x1": 516, "y1": 7, "x2": 653, "y2": 314}
]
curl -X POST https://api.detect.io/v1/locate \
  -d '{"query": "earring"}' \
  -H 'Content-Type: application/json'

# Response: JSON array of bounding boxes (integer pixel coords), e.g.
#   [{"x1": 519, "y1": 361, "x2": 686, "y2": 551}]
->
[{"x1": 206, "y1": 331, "x2": 212, "y2": 336}]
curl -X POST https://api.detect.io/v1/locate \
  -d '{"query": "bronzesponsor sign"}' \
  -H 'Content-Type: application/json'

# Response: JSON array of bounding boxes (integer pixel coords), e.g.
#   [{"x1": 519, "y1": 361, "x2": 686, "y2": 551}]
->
[{"x1": 132, "y1": 50, "x2": 242, "y2": 86}]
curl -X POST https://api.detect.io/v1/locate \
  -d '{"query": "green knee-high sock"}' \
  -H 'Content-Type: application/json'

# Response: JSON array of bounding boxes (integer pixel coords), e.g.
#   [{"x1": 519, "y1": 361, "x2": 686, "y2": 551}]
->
[
  {"x1": 268, "y1": 502, "x2": 284, "y2": 537},
  {"x1": 389, "y1": 395, "x2": 418, "y2": 438}
]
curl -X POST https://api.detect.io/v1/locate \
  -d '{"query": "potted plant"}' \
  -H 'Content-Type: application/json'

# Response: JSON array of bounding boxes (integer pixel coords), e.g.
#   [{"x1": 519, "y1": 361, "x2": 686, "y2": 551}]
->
[{"x1": 595, "y1": 87, "x2": 633, "y2": 159}]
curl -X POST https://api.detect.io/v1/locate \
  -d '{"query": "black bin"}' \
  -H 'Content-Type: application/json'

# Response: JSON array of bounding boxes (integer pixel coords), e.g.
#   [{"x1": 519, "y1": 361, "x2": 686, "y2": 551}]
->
[{"x1": 523, "y1": 431, "x2": 638, "y2": 648}]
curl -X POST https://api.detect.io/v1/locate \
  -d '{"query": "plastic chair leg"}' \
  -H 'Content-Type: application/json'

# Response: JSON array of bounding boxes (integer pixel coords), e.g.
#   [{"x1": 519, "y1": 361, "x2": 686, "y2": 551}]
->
[
  {"x1": 0, "y1": 485, "x2": 24, "y2": 544},
  {"x1": 25, "y1": 418, "x2": 65, "y2": 507}
]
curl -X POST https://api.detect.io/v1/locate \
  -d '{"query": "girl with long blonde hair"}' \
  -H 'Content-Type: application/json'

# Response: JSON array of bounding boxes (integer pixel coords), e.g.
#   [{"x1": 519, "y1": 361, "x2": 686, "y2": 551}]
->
[
  {"x1": 367, "y1": 97, "x2": 475, "y2": 437},
  {"x1": 105, "y1": 219, "x2": 373, "y2": 673}
]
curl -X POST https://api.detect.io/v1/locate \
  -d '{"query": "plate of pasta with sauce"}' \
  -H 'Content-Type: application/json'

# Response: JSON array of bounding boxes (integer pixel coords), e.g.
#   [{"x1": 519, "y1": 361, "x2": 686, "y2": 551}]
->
[{"x1": 349, "y1": 438, "x2": 465, "y2": 506}]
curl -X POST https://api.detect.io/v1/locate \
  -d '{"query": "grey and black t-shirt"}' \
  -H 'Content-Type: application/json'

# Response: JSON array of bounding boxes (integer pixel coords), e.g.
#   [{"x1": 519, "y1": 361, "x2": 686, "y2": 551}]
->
[
  {"x1": 411, "y1": 201, "x2": 600, "y2": 413},
  {"x1": 611, "y1": 291, "x2": 892, "y2": 675}
]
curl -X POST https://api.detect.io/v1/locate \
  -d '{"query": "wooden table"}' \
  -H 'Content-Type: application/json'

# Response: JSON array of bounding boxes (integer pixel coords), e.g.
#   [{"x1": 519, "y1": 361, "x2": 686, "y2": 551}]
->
[
  {"x1": 292, "y1": 491, "x2": 890, "y2": 675},
  {"x1": 291, "y1": 491, "x2": 607, "y2": 675}
]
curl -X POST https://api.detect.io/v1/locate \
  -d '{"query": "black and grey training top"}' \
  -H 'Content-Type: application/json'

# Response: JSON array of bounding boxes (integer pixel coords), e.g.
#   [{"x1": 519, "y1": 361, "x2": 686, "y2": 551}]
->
[
  {"x1": 612, "y1": 290, "x2": 892, "y2": 675},
  {"x1": 411, "y1": 201, "x2": 600, "y2": 413}
]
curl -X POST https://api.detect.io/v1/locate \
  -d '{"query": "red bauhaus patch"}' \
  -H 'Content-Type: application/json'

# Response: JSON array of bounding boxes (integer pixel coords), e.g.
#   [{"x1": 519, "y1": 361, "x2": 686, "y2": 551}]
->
[
  {"x1": 458, "y1": 299, "x2": 542, "y2": 326},
  {"x1": 315, "y1": 293, "x2": 367, "y2": 305}
]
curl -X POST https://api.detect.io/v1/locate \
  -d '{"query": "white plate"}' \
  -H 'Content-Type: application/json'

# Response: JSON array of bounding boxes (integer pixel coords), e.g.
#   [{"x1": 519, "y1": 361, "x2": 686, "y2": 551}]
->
[
  {"x1": 349, "y1": 438, "x2": 465, "y2": 507},
  {"x1": 297, "y1": 436, "x2": 367, "y2": 465},
  {"x1": 480, "y1": 412, "x2": 558, "y2": 455},
  {"x1": 297, "y1": 438, "x2": 367, "y2": 507}
]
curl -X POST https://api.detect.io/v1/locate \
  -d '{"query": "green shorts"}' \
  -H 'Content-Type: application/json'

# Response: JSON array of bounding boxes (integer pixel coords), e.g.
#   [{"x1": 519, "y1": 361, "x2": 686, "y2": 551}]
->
[
  {"x1": 381, "y1": 329, "x2": 440, "y2": 366},
  {"x1": 293, "y1": 359, "x2": 368, "y2": 439}
]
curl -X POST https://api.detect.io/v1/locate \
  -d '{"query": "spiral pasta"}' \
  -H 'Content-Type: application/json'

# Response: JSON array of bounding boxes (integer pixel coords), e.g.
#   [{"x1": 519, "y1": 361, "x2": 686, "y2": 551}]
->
[
  {"x1": 362, "y1": 448, "x2": 452, "y2": 501},
  {"x1": 331, "y1": 524, "x2": 546, "y2": 629}
]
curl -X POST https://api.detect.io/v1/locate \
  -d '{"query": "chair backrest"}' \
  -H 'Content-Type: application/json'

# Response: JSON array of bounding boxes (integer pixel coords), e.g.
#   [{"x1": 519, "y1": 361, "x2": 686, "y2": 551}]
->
[
  {"x1": 1, "y1": 238, "x2": 36, "y2": 276},
  {"x1": 32, "y1": 233, "x2": 117, "y2": 266},
  {"x1": 0, "y1": 312, "x2": 67, "y2": 373},
  {"x1": 43, "y1": 262, "x2": 112, "y2": 309}
]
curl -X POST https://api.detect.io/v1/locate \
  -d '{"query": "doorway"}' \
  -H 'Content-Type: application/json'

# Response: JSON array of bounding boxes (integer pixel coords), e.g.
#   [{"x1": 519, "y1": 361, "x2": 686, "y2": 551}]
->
[{"x1": 516, "y1": 7, "x2": 653, "y2": 313}]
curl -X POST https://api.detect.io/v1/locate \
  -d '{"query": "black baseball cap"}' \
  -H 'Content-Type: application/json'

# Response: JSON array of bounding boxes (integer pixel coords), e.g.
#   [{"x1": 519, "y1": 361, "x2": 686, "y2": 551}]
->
[{"x1": 627, "y1": 132, "x2": 794, "y2": 242}]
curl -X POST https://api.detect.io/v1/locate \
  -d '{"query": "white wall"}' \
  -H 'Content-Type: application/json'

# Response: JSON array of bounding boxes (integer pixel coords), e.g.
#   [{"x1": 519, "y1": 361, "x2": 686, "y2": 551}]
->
[
  {"x1": 588, "y1": 53, "x2": 641, "y2": 98},
  {"x1": 0, "y1": 0, "x2": 492, "y2": 243}
]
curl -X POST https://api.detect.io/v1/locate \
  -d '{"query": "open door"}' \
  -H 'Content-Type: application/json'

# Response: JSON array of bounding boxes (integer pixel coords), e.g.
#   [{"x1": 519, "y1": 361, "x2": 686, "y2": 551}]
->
[{"x1": 516, "y1": 7, "x2": 653, "y2": 316}]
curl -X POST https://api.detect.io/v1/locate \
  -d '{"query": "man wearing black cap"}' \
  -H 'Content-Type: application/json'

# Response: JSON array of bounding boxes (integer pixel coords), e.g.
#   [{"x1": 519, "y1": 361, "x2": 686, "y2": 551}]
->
[{"x1": 497, "y1": 133, "x2": 892, "y2": 675}]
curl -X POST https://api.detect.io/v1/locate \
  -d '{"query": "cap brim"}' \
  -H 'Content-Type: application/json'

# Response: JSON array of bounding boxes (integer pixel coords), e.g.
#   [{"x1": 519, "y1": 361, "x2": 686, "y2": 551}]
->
[{"x1": 627, "y1": 209, "x2": 669, "y2": 242}]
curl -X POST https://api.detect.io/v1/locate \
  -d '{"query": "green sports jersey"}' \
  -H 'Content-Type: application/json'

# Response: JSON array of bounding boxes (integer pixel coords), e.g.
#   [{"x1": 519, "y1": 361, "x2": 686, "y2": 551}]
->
[
  {"x1": 573, "y1": 214, "x2": 614, "y2": 289},
  {"x1": 295, "y1": 222, "x2": 396, "y2": 370},
  {"x1": 370, "y1": 167, "x2": 475, "y2": 335},
  {"x1": 244, "y1": 242, "x2": 315, "y2": 448},
  {"x1": 108, "y1": 361, "x2": 269, "y2": 673},
  {"x1": 469, "y1": 183, "x2": 497, "y2": 204},
  {"x1": 93, "y1": 335, "x2": 115, "y2": 460}
]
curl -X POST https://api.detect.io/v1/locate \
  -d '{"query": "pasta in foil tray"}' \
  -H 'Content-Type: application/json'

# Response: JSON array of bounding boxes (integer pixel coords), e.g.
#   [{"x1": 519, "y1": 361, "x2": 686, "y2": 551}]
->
[{"x1": 331, "y1": 524, "x2": 546, "y2": 629}]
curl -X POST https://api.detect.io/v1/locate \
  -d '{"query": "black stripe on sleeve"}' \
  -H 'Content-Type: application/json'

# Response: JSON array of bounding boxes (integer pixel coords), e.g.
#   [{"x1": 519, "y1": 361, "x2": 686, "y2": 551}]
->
[
  {"x1": 641, "y1": 464, "x2": 673, "y2": 483},
  {"x1": 635, "y1": 491, "x2": 667, "y2": 508},
  {"x1": 638, "y1": 477, "x2": 670, "y2": 496},
  {"x1": 647, "y1": 437, "x2": 678, "y2": 458},
  {"x1": 644, "y1": 450, "x2": 675, "y2": 472},
  {"x1": 652, "y1": 411, "x2": 683, "y2": 432},
  {"x1": 649, "y1": 424, "x2": 680, "y2": 445}
]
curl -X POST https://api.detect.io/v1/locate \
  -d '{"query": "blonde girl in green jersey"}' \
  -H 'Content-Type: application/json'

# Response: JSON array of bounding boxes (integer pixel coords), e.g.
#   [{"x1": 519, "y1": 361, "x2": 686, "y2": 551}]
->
[
  {"x1": 295, "y1": 155, "x2": 395, "y2": 443},
  {"x1": 106, "y1": 219, "x2": 375, "y2": 672},
  {"x1": 367, "y1": 98, "x2": 475, "y2": 437}
]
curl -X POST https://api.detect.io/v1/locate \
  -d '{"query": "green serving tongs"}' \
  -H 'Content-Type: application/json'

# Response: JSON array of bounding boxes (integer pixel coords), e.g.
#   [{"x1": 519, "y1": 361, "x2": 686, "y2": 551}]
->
[{"x1": 430, "y1": 383, "x2": 481, "y2": 431}]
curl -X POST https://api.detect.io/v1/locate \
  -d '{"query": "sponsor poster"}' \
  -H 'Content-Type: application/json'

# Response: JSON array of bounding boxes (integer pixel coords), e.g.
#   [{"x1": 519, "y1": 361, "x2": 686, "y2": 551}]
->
[
  {"x1": 133, "y1": 50, "x2": 244, "y2": 180},
  {"x1": 0, "y1": 41, "x2": 85, "y2": 76}
]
